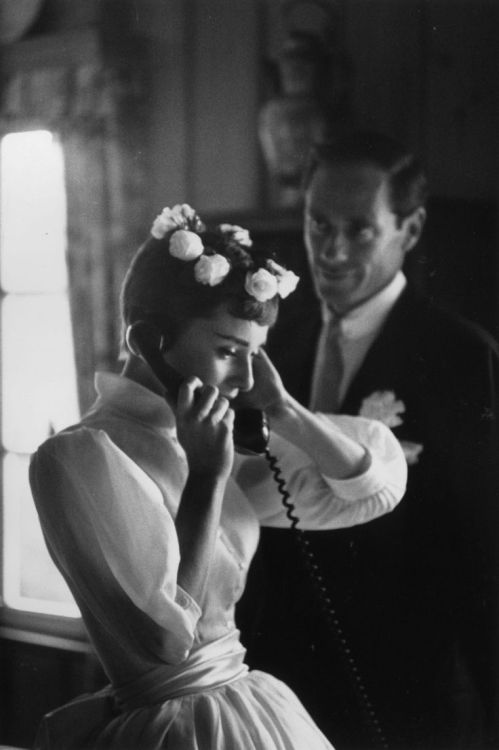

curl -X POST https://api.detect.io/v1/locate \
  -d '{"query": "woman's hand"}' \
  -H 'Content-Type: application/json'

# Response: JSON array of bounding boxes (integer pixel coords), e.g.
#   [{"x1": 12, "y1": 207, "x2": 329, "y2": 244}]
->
[
  {"x1": 176, "y1": 377, "x2": 235, "y2": 480},
  {"x1": 237, "y1": 348, "x2": 289, "y2": 416}
]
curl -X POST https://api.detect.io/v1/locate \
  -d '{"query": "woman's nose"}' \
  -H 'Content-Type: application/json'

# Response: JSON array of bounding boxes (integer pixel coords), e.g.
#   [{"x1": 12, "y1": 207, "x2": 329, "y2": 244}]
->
[{"x1": 234, "y1": 358, "x2": 254, "y2": 392}]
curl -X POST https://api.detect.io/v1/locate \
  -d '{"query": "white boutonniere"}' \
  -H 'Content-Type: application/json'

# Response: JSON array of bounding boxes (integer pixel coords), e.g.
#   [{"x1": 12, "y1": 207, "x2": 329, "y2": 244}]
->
[{"x1": 359, "y1": 390, "x2": 423, "y2": 466}]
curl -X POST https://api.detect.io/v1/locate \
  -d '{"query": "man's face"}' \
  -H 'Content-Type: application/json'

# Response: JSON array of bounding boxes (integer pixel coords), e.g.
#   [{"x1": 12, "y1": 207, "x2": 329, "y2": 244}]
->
[{"x1": 304, "y1": 161, "x2": 414, "y2": 314}]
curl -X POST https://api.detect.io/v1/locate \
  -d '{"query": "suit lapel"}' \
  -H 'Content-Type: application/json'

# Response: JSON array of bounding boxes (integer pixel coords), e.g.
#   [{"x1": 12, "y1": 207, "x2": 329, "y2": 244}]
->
[{"x1": 341, "y1": 286, "x2": 427, "y2": 417}]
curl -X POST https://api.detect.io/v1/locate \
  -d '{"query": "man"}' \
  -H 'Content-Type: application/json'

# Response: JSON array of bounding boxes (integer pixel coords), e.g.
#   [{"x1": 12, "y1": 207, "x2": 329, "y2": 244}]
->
[{"x1": 237, "y1": 132, "x2": 499, "y2": 750}]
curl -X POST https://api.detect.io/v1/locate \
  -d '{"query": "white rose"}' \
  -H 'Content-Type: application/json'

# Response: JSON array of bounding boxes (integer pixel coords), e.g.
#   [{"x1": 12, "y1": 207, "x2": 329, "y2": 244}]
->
[
  {"x1": 359, "y1": 390, "x2": 405, "y2": 428},
  {"x1": 169, "y1": 230, "x2": 204, "y2": 261},
  {"x1": 150, "y1": 203, "x2": 201, "y2": 238},
  {"x1": 266, "y1": 259, "x2": 300, "y2": 298},
  {"x1": 151, "y1": 210, "x2": 177, "y2": 239},
  {"x1": 219, "y1": 223, "x2": 253, "y2": 247},
  {"x1": 277, "y1": 269, "x2": 300, "y2": 298},
  {"x1": 194, "y1": 254, "x2": 231, "y2": 286},
  {"x1": 245, "y1": 268, "x2": 278, "y2": 302}
]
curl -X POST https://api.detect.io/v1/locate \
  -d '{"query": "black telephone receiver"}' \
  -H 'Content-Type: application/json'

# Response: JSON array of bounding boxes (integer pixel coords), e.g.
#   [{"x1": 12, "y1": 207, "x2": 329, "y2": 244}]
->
[{"x1": 125, "y1": 321, "x2": 269, "y2": 456}]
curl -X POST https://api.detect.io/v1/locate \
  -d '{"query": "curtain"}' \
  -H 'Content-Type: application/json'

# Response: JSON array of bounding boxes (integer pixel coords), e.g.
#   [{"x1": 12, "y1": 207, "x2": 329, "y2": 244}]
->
[{"x1": 0, "y1": 43, "x2": 149, "y2": 412}]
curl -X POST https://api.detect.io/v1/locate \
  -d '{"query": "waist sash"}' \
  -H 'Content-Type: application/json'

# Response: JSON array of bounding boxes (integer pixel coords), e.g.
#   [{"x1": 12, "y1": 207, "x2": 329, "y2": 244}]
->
[{"x1": 114, "y1": 629, "x2": 248, "y2": 710}]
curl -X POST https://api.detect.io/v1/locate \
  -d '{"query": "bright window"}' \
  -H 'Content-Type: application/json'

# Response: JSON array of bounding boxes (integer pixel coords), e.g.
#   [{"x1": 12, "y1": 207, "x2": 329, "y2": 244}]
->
[{"x1": 1, "y1": 130, "x2": 80, "y2": 618}]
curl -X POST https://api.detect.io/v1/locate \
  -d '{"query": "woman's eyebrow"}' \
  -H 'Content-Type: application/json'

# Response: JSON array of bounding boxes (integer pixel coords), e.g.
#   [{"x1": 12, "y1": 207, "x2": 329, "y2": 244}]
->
[{"x1": 214, "y1": 332, "x2": 249, "y2": 347}]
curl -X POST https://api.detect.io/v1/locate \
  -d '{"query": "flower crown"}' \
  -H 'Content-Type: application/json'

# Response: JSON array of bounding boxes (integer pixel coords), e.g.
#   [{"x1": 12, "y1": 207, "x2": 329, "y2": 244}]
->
[{"x1": 150, "y1": 204, "x2": 299, "y2": 302}]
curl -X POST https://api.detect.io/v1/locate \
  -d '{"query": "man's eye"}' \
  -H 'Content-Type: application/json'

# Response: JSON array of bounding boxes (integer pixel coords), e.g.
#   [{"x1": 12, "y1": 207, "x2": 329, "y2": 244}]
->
[
  {"x1": 309, "y1": 216, "x2": 329, "y2": 234},
  {"x1": 352, "y1": 226, "x2": 375, "y2": 242}
]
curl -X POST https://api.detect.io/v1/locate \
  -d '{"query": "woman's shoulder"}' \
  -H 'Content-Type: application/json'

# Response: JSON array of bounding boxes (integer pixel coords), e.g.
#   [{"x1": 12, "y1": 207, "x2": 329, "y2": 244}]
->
[{"x1": 33, "y1": 424, "x2": 113, "y2": 467}]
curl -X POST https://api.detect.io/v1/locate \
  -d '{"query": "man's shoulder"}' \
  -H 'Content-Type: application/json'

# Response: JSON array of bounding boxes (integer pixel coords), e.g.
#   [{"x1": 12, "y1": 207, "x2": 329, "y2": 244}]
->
[{"x1": 389, "y1": 285, "x2": 499, "y2": 355}]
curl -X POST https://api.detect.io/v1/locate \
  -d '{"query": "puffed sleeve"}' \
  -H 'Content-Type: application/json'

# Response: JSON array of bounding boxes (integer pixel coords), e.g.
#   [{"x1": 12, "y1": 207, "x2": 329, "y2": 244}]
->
[
  {"x1": 234, "y1": 413, "x2": 407, "y2": 528},
  {"x1": 29, "y1": 427, "x2": 201, "y2": 664}
]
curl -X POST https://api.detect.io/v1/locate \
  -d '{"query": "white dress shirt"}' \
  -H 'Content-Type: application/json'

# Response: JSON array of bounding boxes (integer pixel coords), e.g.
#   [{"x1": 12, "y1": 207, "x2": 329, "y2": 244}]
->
[{"x1": 312, "y1": 272, "x2": 407, "y2": 407}]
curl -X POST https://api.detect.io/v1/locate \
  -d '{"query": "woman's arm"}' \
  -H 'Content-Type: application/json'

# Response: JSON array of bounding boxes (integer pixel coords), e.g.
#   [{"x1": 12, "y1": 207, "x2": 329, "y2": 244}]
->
[
  {"x1": 267, "y1": 392, "x2": 371, "y2": 480},
  {"x1": 234, "y1": 349, "x2": 407, "y2": 529},
  {"x1": 29, "y1": 428, "x2": 203, "y2": 664},
  {"x1": 175, "y1": 471, "x2": 227, "y2": 602},
  {"x1": 174, "y1": 377, "x2": 234, "y2": 602},
  {"x1": 246, "y1": 349, "x2": 369, "y2": 478}
]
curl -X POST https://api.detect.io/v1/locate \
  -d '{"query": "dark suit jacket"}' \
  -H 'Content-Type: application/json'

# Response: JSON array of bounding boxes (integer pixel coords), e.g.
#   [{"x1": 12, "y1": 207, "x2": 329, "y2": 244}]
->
[{"x1": 237, "y1": 285, "x2": 499, "y2": 750}]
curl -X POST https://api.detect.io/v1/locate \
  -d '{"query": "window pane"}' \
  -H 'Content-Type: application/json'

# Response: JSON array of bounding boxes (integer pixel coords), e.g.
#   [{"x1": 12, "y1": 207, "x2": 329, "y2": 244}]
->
[
  {"x1": 3, "y1": 452, "x2": 79, "y2": 617},
  {"x1": 1, "y1": 294, "x2": 79, "y2": 454},
  {"x1": 0, "y1": 130, "x2": 68, "y2": 293}
]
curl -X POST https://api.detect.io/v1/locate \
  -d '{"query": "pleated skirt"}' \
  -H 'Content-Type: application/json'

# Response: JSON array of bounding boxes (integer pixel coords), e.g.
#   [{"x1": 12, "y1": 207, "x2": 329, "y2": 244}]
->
[{"x1": 34, "y1": 670, "x2": 335, "y2": 750}]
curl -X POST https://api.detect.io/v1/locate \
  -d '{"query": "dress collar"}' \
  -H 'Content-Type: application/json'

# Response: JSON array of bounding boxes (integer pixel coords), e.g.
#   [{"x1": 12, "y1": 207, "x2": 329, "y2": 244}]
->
[
  {"x1": 92, "y1": 372, "x2": 176, "y2": 430},
  {"x1": 322, "y1": 271, "x2": 407, "y2": 340}
]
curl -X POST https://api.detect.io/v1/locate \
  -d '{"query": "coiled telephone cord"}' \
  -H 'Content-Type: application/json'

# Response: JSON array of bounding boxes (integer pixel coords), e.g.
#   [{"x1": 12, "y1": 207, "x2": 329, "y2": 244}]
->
[{"x1": 264, "y1": 447, "x2": 389, "y2": 750}]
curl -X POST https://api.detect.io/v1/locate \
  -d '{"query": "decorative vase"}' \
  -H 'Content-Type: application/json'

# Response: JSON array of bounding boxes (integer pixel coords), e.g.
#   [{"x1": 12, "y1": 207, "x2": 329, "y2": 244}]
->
[
  {"x1": 259, "y1": 31, "x2": 331, "y2": 209},
  {"x1": 0, "y1": 0, "x2": 44, "y2": 43},
  {"x1": 259, "y1": 1, "x2": 351, "y2": 210}
]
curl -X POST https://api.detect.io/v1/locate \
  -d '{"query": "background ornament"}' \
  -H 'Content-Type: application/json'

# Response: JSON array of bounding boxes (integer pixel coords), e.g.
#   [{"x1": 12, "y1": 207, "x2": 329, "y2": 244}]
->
[{"x1": 258, "y1": 0, "x2": 352, "y2": 209}]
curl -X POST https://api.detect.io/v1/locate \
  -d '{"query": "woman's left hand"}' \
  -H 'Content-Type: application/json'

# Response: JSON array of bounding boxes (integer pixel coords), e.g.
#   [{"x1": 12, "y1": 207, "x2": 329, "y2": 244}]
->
[{"x1": 237, "y1": 348, "x2": 288, "y2": 414}]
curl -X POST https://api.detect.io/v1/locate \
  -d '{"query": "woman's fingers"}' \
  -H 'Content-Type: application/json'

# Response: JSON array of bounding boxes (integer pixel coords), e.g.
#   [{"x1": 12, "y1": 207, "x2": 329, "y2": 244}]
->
[
  {"x1": 175, "y1": 378, "x2": 235, "y2": 478},
  {"x1": 195, "y1": 385, "x2": 221, "y2": 419},
  {"x1": 178, "y1": 378, "x2": 232, "y2": 424},
  {"x1": 177, "y1": 376, "x2": 203, "y2": 410},
  {"x1": 210, "y1": 398, "x2": 233, "y2": 425}
]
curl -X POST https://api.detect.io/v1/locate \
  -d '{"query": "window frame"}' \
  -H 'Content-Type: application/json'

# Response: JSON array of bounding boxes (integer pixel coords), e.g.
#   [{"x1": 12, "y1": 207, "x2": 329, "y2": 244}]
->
[{"x1": 0, "y1": 122, "x2": 87, "y2": 648}]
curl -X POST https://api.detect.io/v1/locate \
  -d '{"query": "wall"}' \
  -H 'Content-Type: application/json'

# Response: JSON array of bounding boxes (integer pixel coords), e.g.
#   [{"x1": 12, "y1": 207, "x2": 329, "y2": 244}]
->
[{"x1": 133, "y1": 0, "x2": 265, "y2": 214}]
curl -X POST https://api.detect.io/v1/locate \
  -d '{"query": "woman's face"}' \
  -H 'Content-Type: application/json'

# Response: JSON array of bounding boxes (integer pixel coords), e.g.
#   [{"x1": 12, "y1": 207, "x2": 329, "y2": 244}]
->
[{"x1": 164, "y1": 308, "x2": 269, "y2": 400}]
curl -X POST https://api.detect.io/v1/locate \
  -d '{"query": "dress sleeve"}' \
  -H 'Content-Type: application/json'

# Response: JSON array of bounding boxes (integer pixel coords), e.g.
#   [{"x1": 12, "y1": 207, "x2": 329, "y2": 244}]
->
[
  {"x1": 29, "y1": 427, "x2": 201, "y2": 664},
  {"x1": 234, "y1": 413, "x2": 407, "y2": 529}
]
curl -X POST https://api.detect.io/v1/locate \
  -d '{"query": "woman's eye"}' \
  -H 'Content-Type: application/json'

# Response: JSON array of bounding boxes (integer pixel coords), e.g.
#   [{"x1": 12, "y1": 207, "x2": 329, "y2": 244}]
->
[{"x1": 219, "y1": 347, "x2": 237, "y2": 358}]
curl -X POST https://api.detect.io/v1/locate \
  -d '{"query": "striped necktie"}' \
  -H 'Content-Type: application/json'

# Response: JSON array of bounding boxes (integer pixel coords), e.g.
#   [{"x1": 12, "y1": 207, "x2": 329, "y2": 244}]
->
[{"x1": 309, "y1": 314, "x2": 344, "y2": 413}]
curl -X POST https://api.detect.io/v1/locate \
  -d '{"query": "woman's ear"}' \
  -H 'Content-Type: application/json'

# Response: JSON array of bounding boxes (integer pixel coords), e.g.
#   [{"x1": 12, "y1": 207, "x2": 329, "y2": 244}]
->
[
  {"x1": 159, "y1": 331, "x2": 170, "y2": 353},
  {"x1": 126, "y1": 321, "x2": 169, "y2": 357},
  {"x1": 402, "y1": 206, "x2": 426, "y2": 254}
]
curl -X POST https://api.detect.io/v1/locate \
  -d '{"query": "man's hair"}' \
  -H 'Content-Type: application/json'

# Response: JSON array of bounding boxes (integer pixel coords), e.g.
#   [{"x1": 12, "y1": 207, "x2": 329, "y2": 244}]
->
[{"x1": 303, "y1": 130, "x2": 428, "y2": 219}]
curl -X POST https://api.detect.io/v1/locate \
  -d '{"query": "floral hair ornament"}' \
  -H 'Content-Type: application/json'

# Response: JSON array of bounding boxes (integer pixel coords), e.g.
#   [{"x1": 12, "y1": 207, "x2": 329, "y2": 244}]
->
[
  {"x1": 194, "y1": 254, "x2": 231, "y2": 286},
  {"x1": 218, "y1": 223, "x2": 253, "y2": 248},
  {"x1": 169, "y1": 230, "x2": 204, "y2": 261},
  {"x1": 151, "y1": 203, "x2": 205, "y2": 238},
  {"x1": 149, "y1": 204, "x2": 300, "y2": 298}
]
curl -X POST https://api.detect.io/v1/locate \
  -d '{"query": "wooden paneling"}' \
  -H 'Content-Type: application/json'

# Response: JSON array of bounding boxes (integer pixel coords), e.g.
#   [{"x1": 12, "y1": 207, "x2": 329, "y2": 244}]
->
[
  {"x1": 0, "y1": 637, "x2": 105, "y2": 749},
  {"x1": 425, "y1": 0, "x2": 499, "y2": 200}
]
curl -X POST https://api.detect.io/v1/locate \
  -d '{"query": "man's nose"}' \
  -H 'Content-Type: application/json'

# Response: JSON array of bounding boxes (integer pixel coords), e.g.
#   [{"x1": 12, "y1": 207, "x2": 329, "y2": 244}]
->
[{"x1": 320, "y1": 230, "x2": 349, "y2": 263}]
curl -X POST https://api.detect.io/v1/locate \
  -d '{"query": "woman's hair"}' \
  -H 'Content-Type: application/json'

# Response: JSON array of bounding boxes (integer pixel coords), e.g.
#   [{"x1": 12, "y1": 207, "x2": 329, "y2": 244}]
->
[
  {"x1": 303, "y1": 130, "x2": 428, "y2": 222},
  {"x1": 120, "y1": 219, "x2": 288, "y2": 348}
]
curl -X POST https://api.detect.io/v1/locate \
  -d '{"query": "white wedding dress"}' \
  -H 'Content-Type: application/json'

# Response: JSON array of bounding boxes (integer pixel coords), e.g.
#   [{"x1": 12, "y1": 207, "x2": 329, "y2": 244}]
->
[{"x1": 29, "y1": 373, "x2": 406, "y2": 749}]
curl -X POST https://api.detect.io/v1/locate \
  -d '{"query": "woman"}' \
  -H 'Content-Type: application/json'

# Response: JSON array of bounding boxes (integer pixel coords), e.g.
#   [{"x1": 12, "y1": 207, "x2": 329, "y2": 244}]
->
[{"x1": 29, "y1": 204, "x2": 407, "y2": 749}]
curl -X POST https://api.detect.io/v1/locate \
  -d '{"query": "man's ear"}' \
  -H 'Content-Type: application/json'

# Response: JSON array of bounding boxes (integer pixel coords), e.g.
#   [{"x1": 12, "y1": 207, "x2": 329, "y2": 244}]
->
[{"x1": 402, "y1": 207, "x2": 426, "y2": 254}]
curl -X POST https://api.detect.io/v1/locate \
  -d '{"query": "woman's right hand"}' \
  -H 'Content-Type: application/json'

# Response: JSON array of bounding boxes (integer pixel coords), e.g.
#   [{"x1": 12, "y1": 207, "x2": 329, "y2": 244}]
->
[{"x1": 176, "y1": 376, "x2": 235, "y2": 481}]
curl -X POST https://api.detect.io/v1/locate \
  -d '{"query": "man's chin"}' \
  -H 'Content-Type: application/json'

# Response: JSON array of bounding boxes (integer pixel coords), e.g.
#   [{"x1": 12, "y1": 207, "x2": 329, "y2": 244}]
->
[{"x1": 318, "y1": 279, "x2": 356, "y2": 305}]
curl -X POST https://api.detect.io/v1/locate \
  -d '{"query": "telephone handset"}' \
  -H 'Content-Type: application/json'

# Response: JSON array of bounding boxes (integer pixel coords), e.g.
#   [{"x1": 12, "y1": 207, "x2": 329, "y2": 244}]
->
[{"x1": 125, "y1": 320, "x2": 269, "y2": 456}]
